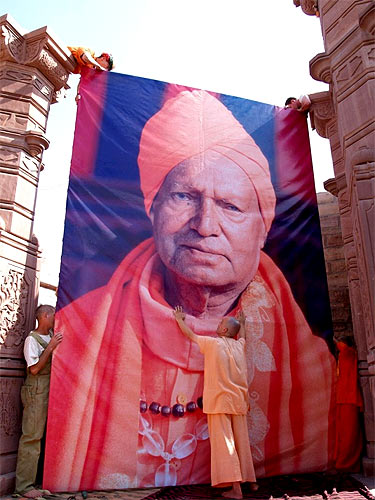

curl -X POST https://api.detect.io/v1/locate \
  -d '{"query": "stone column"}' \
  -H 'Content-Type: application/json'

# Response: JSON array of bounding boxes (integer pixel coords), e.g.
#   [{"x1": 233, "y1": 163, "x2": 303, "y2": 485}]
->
[
  {"x1": 295, "y1": 0, "x2": 375, "y2": 476},
  {"x1": 0, "y1": 14, "x2": 74, "y2": 494}
]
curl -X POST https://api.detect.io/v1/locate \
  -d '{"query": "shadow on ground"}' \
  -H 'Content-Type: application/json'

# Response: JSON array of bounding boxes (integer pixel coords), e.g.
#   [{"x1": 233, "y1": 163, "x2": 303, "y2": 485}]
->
[{"x1": 4, "y1": 473, "x2": 375, "y2": 500}]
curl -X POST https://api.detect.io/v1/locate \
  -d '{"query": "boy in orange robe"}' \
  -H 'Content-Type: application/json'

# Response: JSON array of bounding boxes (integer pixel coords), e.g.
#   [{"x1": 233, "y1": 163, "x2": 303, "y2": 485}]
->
[
  {"x1": 334, "y1": 336, "x2": 363, "y2": 471},
  {"x1": 174, "y1": 306, "x2": 257, "y2": 499}
]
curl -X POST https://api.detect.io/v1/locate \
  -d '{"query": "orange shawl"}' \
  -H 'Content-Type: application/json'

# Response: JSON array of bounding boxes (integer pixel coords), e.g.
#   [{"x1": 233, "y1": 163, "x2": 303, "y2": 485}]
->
[{"x1": 44, "y1": 239, "x2": 335, "y2": 491}]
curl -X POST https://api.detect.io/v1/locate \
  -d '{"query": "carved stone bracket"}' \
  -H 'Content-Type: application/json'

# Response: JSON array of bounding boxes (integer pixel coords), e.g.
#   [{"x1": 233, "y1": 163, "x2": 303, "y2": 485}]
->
[
  {"x1": 24, "y1": 129, "x2": 50, "y2": 157},
  {"x1": 309, "y1": 91, "x2": 336, "y2": 139},
  {"x1": 310, "y1": 52, "x2": 332, "y2": 83},
  {"x1": 324, "y1": 178, "x2": 338, "y2": 197}
]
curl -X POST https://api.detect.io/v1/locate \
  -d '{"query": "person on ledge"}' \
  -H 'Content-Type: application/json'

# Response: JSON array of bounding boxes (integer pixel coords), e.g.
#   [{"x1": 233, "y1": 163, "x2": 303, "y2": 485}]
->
[
  {"x1": 174, "y1": 306, "x2": 258, "y2": 499},
  {"x1": 284, "y1": 95, "x2": 311, "y2": 112},
  {"x1": 15, "y1": 305, "x2": 63, "y2": 498},
  {"x1": 68, "y1": 46, "x2": 114, "y2": 73}
]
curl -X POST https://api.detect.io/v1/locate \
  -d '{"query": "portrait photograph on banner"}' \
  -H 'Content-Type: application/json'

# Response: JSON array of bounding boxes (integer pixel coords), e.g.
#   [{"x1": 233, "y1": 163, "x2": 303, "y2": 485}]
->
[{"x1": 44, "y1": 69, "x2": 336, "y2": 492}]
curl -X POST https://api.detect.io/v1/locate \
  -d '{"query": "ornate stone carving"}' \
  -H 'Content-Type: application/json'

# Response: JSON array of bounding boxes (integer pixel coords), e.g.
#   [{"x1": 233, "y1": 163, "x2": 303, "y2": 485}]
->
[
  {"x1": 335, "y1": 55, "x2": 364, "y2": 88},
  {"x1": 0, "y1": 17, "x2": 74, "y2": 93},
  {"x1": 309, "y1": 91, "x2": 335, "y2": 139},
  {"x1": 0, "y1": 112, "x2": 28, "y2": 130},
  {"x1": 0, "y1": 269, "x2": 29, "y2": 348},
  {"x1": 293, "y1": 0, "x2": 318, "y2": 16},
  {"x1": 25, "y1": 39, "x2": 44, "y2": 62},
  {"x1": 52, "y1": 87, "x2": 68, "y2": 103},
  {"x1": 4, "y1": 69, "x2": 33, "y2": 83},
  {"x1": 0, "y1": 379, "x2": 21, "y2": 436},
  {"x1": 34, "y1": 77, "x2": 52, "y2": 98},
  {"x1": 0, "y1": 25, "x2": 24, "y2": 63},
  {"x1": 32, "y1": 49, "x2": 69, "y2": 93},
  {"x1": 0, "y1": 148, "x2": 18, "y2": 164}
]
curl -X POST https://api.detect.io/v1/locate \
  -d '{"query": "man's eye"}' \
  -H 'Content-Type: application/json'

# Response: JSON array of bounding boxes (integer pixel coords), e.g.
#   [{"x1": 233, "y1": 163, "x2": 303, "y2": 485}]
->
[
  {"x1": 225, "y1": 203, "x2": 241, "y2": 212},
  {"x1": 172, "y1": 192, "x2": 192, "y2": 202}
]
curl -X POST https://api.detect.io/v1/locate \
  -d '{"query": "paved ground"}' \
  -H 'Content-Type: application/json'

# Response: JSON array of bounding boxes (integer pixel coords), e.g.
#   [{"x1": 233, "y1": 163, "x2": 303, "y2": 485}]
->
[{"x1": 3, "y1": 473, "x2": 374, "y2": 500}]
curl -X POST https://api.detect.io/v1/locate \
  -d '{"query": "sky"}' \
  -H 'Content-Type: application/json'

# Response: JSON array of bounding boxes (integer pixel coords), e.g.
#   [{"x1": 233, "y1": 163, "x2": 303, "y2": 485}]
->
[{"x1": 2, "y1": 0, "x2": 334, "y2": 293}]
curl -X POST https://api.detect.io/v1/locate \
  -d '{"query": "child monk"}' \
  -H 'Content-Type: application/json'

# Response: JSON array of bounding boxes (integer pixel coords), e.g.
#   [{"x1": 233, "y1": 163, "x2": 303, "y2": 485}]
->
[{"x1": 173, "y1": 306, "x2": 257, "y2": 499}]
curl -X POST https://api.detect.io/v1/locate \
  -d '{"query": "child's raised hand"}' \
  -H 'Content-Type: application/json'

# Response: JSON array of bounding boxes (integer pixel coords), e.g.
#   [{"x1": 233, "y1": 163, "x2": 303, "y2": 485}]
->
[{"x1": 173, "y1": 305, "x2": 186, "y2": 321}]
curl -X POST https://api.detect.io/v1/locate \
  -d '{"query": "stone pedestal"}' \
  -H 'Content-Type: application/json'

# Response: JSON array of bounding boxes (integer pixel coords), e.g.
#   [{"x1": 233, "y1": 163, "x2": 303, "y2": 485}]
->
[
  {"x1": 296, "y1": 0, "x2": 375, "y2": 476},
  {"x1": 0, "y1": 14, "x2": 74, "y2": 494}
]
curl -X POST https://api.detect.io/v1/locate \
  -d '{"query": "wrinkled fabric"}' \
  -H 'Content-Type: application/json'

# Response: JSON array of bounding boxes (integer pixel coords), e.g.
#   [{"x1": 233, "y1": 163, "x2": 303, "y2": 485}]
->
[
  {"x1": 207, "y1": 414, "x2": 256, "y2": 487},
  {"x1": 196, "y1": 336, "x2": 249, "y2": 415},
  {"x1": 45, "y1": 239, "x2": 335, "y2": 491}
]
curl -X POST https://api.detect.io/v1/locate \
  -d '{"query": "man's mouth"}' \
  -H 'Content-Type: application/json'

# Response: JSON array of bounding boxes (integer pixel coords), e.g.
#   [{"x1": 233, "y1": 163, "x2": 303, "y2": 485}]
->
[{"x1": 179, "y1": 245, "x2": 230, "y2": 262}]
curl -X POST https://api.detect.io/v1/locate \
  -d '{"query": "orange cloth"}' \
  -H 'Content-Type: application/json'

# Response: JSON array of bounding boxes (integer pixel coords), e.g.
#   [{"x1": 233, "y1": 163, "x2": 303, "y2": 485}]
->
[
  {"x1": 196, "y1": 335, "x2": 255, "y2": 486},
  {"x1": 196, "y1": 336, "x2": 249, "y2": 415},
  {"x1": 68, "y1": 46, "x2": 96, "y2": 74},
  {"x1": 334, "y1": 341, "x2": 363, "y2": 471},
  {"x1": 45, "y1": 239, "x2": 336, "y2": 491},
  {"x1": 137, "y1": 90, "x2": 276, "y2": 232},
  {"x1": 207, "y1": 414, "x2": 256, "y2": 486}
]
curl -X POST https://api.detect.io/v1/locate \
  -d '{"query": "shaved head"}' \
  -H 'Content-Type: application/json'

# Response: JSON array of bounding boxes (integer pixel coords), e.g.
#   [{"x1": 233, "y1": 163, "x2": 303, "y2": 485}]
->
[
  {"x1": 36, "y1": 304, "x2": 55, "y2": 319},
  {"x1": 216, "y1": 316, "x2": 241, "y2": 338},
  {"x1": 225, "y1": 317, "x2": 241, "y2": 337}
]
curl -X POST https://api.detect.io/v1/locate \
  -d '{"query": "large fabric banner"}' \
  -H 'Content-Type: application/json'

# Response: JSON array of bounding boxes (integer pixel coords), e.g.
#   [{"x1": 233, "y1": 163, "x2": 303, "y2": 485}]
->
[{"x1": 44, "y1": 69, "x2": 336, "y2": 492}]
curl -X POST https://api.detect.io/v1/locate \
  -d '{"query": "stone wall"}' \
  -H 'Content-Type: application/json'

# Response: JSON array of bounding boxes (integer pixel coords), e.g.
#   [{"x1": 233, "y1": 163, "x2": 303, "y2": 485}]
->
[
  {"x1": 317, "y1": 192, "x2": 352, "y2": 340},
  {"x1": 296, "y1": 0, "x2": 374, "y2": 475},
  {"x1": 0, "y1": 14, "x2": 74, "y2": 494}
]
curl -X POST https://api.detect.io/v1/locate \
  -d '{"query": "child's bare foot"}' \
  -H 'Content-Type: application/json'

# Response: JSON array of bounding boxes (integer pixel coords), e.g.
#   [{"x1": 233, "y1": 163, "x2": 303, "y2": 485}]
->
[
  {"x1": 222, "y1": 490, "x2": 243, "y2": 499},
  {"x1": 222, "y1": 482, "x2": 243, "y2": 499},
  {"x1": 22, "y1": 490, "x2": 44, "y2": 499}
]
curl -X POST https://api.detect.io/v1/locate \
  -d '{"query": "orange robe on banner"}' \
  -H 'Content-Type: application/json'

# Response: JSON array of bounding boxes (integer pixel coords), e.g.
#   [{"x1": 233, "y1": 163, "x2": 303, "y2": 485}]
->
[
  {"x1": 45, "y1": 239, "x2": 335, "y2": 491},
  {"x1": 334, "y1": 341, "x2": 363, "y2": 471}
]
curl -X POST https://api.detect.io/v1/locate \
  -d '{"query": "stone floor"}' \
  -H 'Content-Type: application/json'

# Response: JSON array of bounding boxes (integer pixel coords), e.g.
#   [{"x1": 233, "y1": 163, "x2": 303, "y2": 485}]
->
[{"x1": 2, "y1": 473, "x2": 374, "y2": 500}]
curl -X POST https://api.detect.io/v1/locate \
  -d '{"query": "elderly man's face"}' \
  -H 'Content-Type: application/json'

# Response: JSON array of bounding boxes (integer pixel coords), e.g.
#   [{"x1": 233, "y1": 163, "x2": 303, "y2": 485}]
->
[{"x1": 150, "y1": 151, "x2": 267, "y2": 288}]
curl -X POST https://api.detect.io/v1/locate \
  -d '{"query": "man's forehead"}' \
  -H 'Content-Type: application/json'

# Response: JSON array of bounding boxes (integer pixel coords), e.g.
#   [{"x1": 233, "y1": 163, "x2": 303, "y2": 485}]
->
[
  {"x1": 162, "y1": 156, "x2": 257, "y2": 199},
  {"x1": 167, "y1": 153, "x2": 252, "y2": 184}
]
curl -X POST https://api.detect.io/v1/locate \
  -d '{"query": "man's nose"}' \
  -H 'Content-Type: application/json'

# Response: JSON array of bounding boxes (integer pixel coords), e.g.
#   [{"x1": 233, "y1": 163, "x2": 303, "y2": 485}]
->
[{"x1": 190, "y1": 198, "x2": 221, "y2": 237}]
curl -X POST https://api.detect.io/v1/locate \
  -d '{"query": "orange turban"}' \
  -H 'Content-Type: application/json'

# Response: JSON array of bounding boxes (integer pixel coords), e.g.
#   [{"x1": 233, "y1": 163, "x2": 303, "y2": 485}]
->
[{"x1": 138, "y1": 90, "x2": 276, "y2": 232}]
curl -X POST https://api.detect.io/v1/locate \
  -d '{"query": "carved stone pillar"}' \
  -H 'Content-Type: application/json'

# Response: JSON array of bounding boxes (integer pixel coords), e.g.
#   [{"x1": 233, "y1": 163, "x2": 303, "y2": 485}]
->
[
  {"x1": 296, "y1": 0, "x2": 375, "y2": 476},
  {"x1": 0, "y1": 14, "x2": 74, "y2": 494}
]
